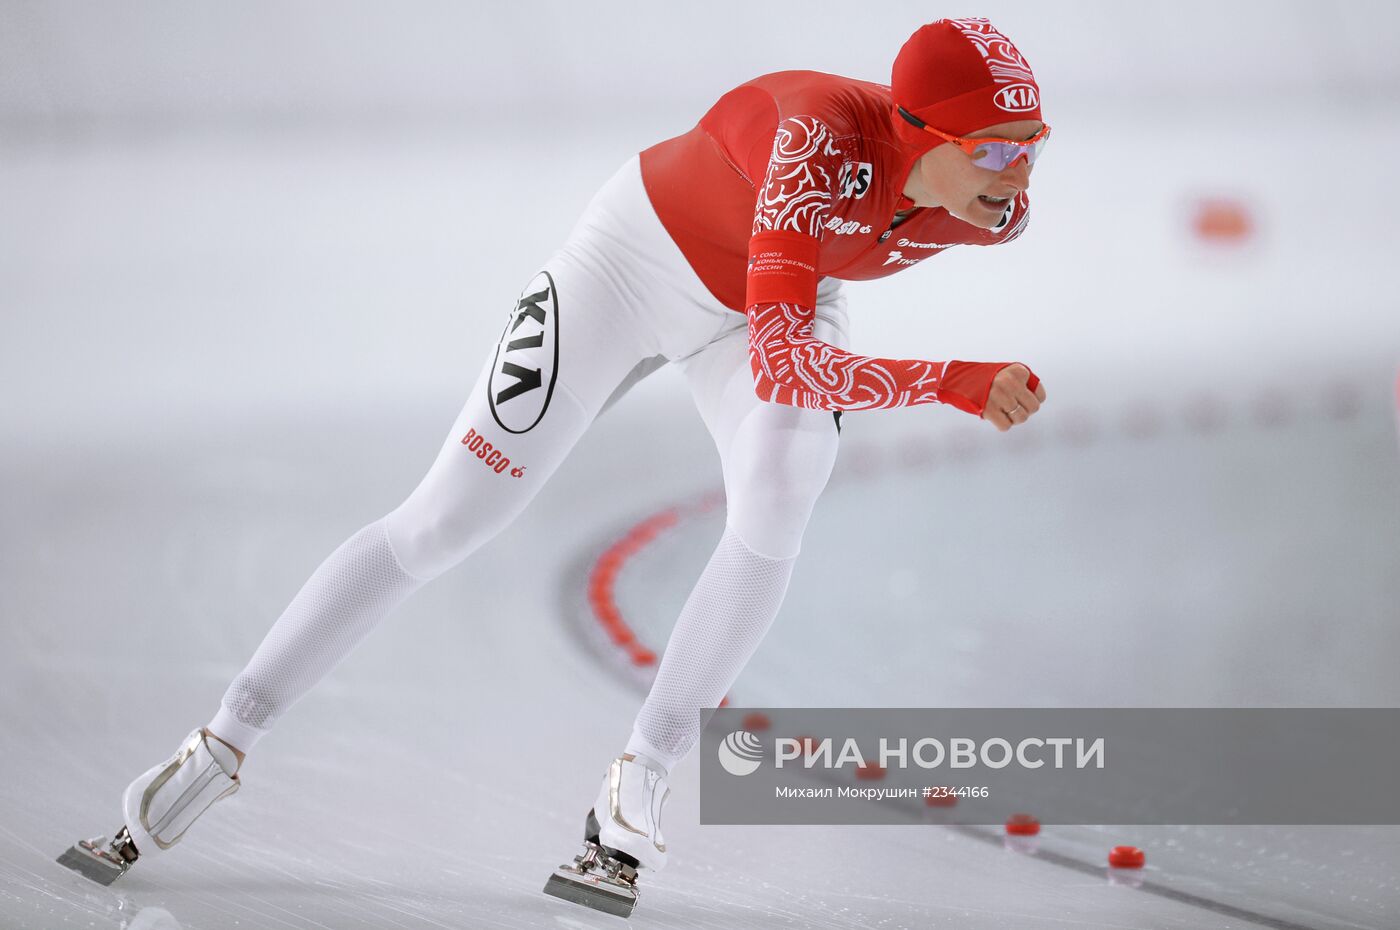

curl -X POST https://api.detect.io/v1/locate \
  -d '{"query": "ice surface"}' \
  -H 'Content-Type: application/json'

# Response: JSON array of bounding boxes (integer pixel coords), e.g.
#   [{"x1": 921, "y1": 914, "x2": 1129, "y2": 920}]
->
[{"x1": 4, "y1": 106, "x2": 1400, "y2": 928}]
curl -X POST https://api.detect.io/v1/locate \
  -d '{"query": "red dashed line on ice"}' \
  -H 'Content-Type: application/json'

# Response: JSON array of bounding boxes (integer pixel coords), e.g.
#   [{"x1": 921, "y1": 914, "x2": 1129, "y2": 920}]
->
[{"x1": 586, "y1": 509, "x2": 678, "y2": 668}]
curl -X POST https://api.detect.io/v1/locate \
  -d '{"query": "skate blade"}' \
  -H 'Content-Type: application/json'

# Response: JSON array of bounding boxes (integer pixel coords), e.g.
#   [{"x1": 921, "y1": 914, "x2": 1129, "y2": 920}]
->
[
  {"x1": 56, "y1": 840, "x2": 129, "y2": 886},
  {"x1": 543, "y1": 865, "x2": 637, "y2": 918}
]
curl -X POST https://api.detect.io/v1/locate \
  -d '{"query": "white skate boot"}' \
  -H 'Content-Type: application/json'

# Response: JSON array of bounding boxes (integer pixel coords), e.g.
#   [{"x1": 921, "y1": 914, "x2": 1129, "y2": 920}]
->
[
  {"x1": 543, "y1": 753, "x2": 671, "y2": 918},
  {"x1": 57, "y1": 729, "x2": 241, "y2": 885}
]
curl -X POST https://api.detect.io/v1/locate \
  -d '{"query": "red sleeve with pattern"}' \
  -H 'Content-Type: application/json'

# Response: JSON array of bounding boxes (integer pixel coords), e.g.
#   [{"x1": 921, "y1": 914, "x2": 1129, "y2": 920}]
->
[{"x1": 743, "y1": 117, "x2": 1029, "y2": 414}]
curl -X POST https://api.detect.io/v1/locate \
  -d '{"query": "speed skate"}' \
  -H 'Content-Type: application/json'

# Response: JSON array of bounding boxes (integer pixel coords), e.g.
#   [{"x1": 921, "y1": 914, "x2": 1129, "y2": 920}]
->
[
  {"x1": 543, "y1": 754, "x2": 671, "y2": 918},
  {"x1": 57, "y1": 729, "x2": 241, "y2": 885}
]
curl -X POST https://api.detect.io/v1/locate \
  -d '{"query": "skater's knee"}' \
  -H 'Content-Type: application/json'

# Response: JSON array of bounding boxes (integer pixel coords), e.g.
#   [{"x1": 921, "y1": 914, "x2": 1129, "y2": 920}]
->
[
  {"x1": 383, "y1": 437, "x2": 543, "y2": 578},
  {"x1": 724, "y1": 421, "x2": 838, "y2": 559},
  {"x1": 384, "y1": 504, "x2": 497, "y2": 580}
]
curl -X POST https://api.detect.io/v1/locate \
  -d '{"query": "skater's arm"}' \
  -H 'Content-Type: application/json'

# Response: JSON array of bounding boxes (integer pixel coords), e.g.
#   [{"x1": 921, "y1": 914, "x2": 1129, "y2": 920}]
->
[
  {"x1": 747, "y1": 300, "x2": 1038, "y2": 417},
  {"x1": 744, "y1": 117, "x2": 1038, "y2": 416}
]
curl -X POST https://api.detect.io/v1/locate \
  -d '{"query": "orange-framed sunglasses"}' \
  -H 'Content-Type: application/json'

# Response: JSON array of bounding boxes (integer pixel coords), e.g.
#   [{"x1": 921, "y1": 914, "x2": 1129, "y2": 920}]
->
[{"x1": 897, "y1": 106, "x2": 1051, "y2": 171}]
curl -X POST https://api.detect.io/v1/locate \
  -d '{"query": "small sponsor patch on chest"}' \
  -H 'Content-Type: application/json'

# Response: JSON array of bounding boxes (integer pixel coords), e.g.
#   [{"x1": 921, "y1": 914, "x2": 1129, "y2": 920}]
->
[{"x1": 837, "y1": 161, "x2": 873, "y2": 199}]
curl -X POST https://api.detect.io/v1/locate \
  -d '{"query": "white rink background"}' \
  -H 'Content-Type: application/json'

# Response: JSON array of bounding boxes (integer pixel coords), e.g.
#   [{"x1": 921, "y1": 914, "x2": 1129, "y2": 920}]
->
[{"x1": 4, "y1": 3, "x2": 1400, "y2": 928}]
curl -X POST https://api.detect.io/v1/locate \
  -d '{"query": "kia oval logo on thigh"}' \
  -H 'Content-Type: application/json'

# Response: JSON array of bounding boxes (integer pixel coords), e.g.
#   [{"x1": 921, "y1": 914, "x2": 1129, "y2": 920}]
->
[{"x1": 489, "y1": 271, "x2": 559, "y2": 434}]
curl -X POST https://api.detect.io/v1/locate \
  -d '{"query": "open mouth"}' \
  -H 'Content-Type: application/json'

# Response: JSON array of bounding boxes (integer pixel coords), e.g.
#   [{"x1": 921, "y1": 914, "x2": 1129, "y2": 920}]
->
[{"x1": 978, "y1": 194, "x2": 1011, "y2": 210}]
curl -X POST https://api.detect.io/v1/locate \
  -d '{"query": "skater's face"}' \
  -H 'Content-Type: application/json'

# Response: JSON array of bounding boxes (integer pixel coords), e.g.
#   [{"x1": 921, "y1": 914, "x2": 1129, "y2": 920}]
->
[{"x1": 904, "y1": 119, "x2": 1044, "y2": 228}]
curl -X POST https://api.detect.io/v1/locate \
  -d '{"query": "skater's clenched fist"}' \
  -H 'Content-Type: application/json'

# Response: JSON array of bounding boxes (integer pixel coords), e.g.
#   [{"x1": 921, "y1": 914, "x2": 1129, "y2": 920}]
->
[{"x1": 982, "y1": 363, "x2": 1046, "y2": 432}]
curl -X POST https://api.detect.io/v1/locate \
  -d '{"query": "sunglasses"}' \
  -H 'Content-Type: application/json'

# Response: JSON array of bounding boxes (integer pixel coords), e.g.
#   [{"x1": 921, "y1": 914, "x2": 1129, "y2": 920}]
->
[{"x1": 897, "y1": 106, "x2": 1051, "y2": 171}]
